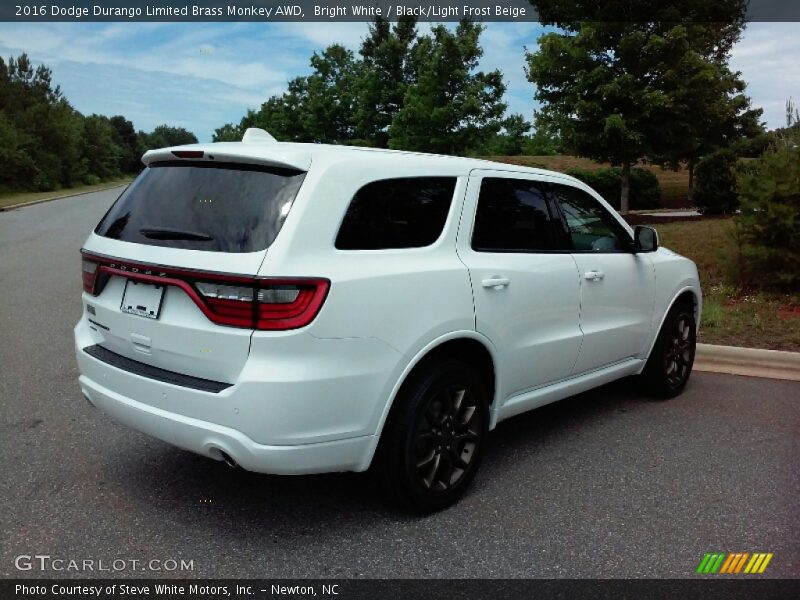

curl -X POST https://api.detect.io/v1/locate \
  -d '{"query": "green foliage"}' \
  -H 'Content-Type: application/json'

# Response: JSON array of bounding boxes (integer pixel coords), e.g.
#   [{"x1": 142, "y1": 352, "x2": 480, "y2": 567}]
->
[
  {"x1": 389, "y1": 20, "x2": 507, "y2": 154},
  {"x1": 303, "y1": 45, "x2": 360, "y2": 142},
  {"x1": 82, "y1": 115, "x2": 123, "y2": 182},
  {"x1": 565, "y1": 167, "x2": 661, "y2": 210},
  {"x1": 480, "y1": 114, "x2": 531, "y2": 156},
  {"x1": 355, "y1": 17, "x2": 417, "y2": 147},
  {"x1": 109, "y1": 115, "x2": 140, "y2": 173},
  {"x1": 525, "y1": 1, "x2": 758, "y2": 212},
  {"x1": 694, "y1": 149, "x2": 738, "y2": 214},
  {"x1": 214, "y1": 17, "x2": 509, "y2": 156},
  {"x1": 212, "y1": 123, "x2": 241, "y2": 142},
  {"x1": 732, "y1": 141, "x2": 800, "y2": 291},
  {"x1": 0, "y1": 53, "x2": 197, "y2": 193},
  {"x1": 141, "y1": 124, "x2": 198, "y2": 149}
]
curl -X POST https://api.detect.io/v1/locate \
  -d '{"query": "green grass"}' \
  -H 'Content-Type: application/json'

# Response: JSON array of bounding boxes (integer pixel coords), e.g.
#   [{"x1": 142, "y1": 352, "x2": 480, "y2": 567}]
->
[
  {"x1": 0, "y1": 177, "x2": 133, "y2": 210},
  {"x1": 649, "y1": 218, "x2": 800, "y2": 351},
  {"x1": 487, "y1": 155, "x2": 690, "y2": 207}
]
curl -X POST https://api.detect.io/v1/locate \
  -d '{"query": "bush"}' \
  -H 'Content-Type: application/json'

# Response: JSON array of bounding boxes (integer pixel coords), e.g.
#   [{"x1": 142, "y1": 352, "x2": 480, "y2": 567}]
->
[
  {"x1": 565, "y1": 167, "x2": 661, "y2": 210},
  {"x1": 732, "y1": 146, "x2": 800, "y2": 290},
  {"x1": 694, "y1": 149, "x2": 738, "y2": 214}
]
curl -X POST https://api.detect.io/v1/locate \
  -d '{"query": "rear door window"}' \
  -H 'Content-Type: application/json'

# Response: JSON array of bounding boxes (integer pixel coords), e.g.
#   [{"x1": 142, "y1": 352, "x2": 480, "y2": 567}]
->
[
  {"x1": 471, "y1": 177, "x2": 569, "y2": 252},
  {"x1": 335, "y1": 177, "x2": 456, "y2": 250},
  {"x1": 95, "y1": 161, "x2": 306, "y2": 253}
]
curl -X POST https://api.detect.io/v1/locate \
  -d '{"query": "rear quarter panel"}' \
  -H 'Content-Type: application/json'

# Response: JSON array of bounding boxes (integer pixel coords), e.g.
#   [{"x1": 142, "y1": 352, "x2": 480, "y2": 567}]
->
[{"x1": 257, "y1": 157, "x2": 476, "y2": 434}]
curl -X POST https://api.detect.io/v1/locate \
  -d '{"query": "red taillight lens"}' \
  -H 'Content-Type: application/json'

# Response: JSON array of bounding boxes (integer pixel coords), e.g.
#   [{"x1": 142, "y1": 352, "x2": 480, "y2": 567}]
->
[
  {"x1": 194, "y1": 280, "x2": 329, "y2": 330},
  {"x1": 80, "y1": 251, "x2": 329, "y2": 331},
  {"x1": 195, "y1": 282, "x2": 255, "y2": 328},
  {"x1": 255, "y1": 281, "x2": 329, "y2": 330},
  {"x1": 82, "y1": 258, "x2": 98, "y2": 293}
]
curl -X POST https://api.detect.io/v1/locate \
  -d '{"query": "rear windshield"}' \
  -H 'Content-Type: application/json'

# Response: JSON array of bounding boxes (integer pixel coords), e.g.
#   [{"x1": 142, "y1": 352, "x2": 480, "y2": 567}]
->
[{"x1": 95, "y1": 161, "x2": 306, "y2": 253}]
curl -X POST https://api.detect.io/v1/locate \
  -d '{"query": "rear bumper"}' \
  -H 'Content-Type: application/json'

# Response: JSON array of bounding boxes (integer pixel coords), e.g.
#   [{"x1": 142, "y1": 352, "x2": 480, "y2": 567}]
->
[
  {"x1": 75, "y1": 318, "x2": 401, "y2": 474},
  {"x1": 79, "y1": 374, "x2": 375, "y2": 474}
]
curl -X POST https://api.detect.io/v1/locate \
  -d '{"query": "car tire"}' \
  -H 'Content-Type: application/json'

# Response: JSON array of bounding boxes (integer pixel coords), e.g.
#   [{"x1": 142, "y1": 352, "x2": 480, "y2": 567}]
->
[
  {"x1": 376, "y1": 359, "x2": 490, "y2": 512},
  {"x1": 642, "y1": 301, "x2": 697, "y2": 398}
]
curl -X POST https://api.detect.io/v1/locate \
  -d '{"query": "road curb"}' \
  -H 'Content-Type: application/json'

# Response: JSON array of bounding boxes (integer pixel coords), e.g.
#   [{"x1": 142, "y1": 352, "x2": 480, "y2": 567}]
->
[
  {"x1": 694, "y1": 343, "x2": 800, "y2": 381},
  {"x1": 0, "y1": 183, "x2": 129, "y2": 212}
]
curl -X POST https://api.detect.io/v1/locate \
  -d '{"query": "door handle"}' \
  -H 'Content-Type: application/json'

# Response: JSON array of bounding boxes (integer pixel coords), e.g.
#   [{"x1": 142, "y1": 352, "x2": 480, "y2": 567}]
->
[
  {"x1": 584, "y1": 270, "x2": 605, "y2": 281},
  {"x1": 481, "y1": 277, "x2": 510, "y2": 290}
]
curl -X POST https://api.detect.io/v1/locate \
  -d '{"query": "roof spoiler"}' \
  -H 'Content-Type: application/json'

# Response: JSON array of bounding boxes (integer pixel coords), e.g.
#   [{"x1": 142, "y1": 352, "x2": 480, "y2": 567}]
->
[{"x1": 142, "y1": 133, "x2": 311, "y2": 171}]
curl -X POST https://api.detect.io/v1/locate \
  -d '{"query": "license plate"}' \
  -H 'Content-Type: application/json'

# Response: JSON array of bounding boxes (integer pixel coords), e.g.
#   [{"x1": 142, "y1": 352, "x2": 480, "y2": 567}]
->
[{"x1": 121, "y1": 280, "x2": 165, "y2": 320}]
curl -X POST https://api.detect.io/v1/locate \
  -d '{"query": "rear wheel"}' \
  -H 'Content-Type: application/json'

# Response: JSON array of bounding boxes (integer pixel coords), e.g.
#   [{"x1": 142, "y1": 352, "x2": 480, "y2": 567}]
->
[
  {"x1": 376, "y1": 360, "x2": 489, "y2": 512},
  {"x1": 642, "y1": 302, "x2": 697, "y2": 398}
]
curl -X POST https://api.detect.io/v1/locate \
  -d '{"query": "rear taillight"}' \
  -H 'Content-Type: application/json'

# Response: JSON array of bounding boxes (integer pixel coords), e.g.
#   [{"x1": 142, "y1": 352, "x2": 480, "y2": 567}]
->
[
  {"x1": 195, "y1": 280, "x2": 329, "y2": 330},
  {"x1": 81, "y1": 250, "x2": 329, "y2": 331},
  {"x1": 82, "y1": 258, "x2": 98, "y2": 293}
]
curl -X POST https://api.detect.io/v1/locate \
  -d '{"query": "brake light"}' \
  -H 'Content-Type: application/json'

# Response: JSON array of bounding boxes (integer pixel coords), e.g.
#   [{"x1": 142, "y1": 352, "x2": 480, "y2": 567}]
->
[
  {"x1": 172, "y1": 150, "x2": 204, "y2": 159},
  {"x1": 82, "y1": 258, "x2": 98, "y2": 293},
  {"x1": 195, "y1": 280, "x2": 329, "y2": 330},
  {"x1": 80, "y1": 250, "x2": 329, "y2": 331}
]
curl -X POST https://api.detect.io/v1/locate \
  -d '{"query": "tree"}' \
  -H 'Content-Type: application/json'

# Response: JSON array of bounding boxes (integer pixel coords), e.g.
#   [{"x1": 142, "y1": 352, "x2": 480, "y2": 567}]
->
[
  {"x1": 302, "y1": 45, "x2": 360, "y2": 143},
  {"x1": 728, "y1": 98, "x2": 800, "y2": 289},
  {"x1": 693, "y1": 149, "x2": 738, "y2": 214},
  {"x1": 733, "y1": 144, "x2": 800, "y2": 289},
  {"x1": 645, "y1": 24, "x2": 763, "y2": 202},
  {"x1": 109, "y1": 115, "x2": 141, "y2": 173},
  {"x1": 235, "y1": 77, "x2": 312, "y2": 142},
  {"x1": 213, "y1": 46, "x2": 356, "y2": 144},
  {"x1": 139, "y1": 125, "x2": 198, "y2": 154},
  {"x1": 0, "y1": 53, "x2": 197, "y2": 192},
  {"x1": 82, "y1": 114, "x2": 123, "y2": 182},
  {"x1": 526, "y1": 0, "x2": 754, "y2": 212},
  {"x1": 0, "y1": 53, "x2": 85, "y2": 190},
  {"x1": 483, "y1": 114, "x2": 532, "y2": 155},
  {"x1": 212, "y1": 122, "x2": 242, "y2": 142},
  {"x1": 389, "y1": 20, "x2": 507, "y2": 154},
  {"x1": 355, "y1": 16, "x2": 418, "y2": 147}
]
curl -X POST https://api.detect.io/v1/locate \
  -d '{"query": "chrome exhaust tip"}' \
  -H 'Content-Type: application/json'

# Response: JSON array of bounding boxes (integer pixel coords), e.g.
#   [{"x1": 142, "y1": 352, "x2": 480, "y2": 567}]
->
[{"x1": 219, "y1": 451, "x2": 239, "y2": 469}]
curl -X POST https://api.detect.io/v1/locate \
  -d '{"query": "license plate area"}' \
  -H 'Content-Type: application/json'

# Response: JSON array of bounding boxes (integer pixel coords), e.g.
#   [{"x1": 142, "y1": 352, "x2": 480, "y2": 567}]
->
[{"x1": 120, "y1": 279, "x2": 165, "y2": 320}]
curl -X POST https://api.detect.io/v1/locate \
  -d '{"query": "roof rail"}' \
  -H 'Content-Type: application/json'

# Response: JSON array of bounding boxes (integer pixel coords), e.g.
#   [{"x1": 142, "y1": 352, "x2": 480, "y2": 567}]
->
[{"x1": 242, "y1": 128, "x2": 277, "y2": 143}]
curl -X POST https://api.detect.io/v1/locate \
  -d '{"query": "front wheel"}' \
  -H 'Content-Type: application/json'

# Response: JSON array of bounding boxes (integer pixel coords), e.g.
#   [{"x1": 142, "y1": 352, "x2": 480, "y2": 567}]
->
[
  {"x1": 376, "y1": 360, "x2": 490, "y2": 512},
  {"x1": 642, "y1": 302, "x2": 697, "y2": 398}
]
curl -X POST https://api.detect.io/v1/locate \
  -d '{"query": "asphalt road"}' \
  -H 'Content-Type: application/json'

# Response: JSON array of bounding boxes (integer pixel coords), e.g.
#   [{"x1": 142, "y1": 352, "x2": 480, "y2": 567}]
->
[{"x1": 1, "y1": 189, "x2": 798, "y2": 579}]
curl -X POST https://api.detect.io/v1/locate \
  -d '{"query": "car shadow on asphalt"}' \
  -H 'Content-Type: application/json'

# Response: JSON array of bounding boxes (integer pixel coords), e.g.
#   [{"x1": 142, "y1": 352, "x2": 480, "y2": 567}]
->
[{"x1": 106, "y1": 375, "x2": 655, "y2": 531}]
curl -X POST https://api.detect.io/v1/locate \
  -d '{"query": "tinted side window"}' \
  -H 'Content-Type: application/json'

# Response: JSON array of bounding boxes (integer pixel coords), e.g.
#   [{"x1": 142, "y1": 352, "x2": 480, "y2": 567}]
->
[
  {"x1": 335, "y1": 177, "x2": 456, "y2": 250},
  {"x1": 472, "y1": 178, "x2": 568, "y2": 252},
  {"x1": 550, "y1": 184, "x2": 631, "y2": 252}
]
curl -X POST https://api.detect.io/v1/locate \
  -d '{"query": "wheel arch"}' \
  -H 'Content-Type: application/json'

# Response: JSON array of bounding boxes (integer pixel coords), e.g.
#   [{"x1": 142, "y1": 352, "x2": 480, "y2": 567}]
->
[
  {"x1": 644, "y1": 286, "x2": 701, "y2": 363},
  {"x1": 360, "y1": 332, "x2": 499, "y2": 470}
]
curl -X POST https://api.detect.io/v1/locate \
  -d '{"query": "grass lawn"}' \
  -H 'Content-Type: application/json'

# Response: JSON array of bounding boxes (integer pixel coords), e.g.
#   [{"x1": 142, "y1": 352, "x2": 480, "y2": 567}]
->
[
  {"x1": 0, "y1": 177, "x2": 132, "y2": 210},
  {"x1": 488, "y1": 155, "x2": 690, "y2": 207},
  {"x1": 647, "y1": 217, "x2": 800, "y2": 351}
]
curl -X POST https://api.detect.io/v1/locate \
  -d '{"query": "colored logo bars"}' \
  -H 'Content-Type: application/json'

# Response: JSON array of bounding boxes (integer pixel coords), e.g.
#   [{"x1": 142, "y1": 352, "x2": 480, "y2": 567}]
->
[{"x1": 697, "y1": 552, "x2": 773, "y2": 574}]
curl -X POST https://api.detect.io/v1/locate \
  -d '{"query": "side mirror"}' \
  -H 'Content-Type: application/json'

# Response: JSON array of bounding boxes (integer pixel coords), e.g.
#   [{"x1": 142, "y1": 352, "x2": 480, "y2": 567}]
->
[{"x1": 634, "y1": 225, "x2": 659, "y2": 253}]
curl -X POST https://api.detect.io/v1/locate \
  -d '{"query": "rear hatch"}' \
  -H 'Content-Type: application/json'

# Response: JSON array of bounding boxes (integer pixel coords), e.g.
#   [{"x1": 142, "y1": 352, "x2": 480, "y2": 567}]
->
[{"x1": 80, "y1": 153, "x2": 324, "y2": 384}]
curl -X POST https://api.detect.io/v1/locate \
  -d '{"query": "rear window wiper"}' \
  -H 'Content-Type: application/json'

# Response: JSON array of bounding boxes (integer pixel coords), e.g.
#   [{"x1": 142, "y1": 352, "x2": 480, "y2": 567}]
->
[{"x1": 139, "y1": 227, "x2": 214, "y2": 241}]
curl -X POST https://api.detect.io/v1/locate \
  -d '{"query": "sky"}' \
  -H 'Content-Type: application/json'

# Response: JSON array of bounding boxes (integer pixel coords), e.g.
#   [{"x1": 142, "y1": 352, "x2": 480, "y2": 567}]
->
[{"x1": 0, "y1": 21, "x2": 797, "y2": 142}]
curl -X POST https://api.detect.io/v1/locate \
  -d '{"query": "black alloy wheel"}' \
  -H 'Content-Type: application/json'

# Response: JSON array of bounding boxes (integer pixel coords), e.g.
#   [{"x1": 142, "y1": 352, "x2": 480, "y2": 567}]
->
[
  {"x1": 377, "y1": 359, "x2": 489, "y2": 512},
  {"x1": 643, "y1": 302, "x2": 697, "y2": 398}
]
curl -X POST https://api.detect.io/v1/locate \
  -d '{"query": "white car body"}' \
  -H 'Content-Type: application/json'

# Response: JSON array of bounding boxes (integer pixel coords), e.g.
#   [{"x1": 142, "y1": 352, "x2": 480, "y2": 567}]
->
[{"x1": 75, "y1": 132, "x2": 701, "y2": 478}]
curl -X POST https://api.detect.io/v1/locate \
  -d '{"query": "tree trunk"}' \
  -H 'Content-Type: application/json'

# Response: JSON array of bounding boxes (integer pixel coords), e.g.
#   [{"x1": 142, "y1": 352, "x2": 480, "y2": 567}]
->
[
  {"x1": 620, "y1": 160, "x2": 631, "y2": 215},
  {"x1": 687, "y1": 158, "x2": 695, "y2": 206}
]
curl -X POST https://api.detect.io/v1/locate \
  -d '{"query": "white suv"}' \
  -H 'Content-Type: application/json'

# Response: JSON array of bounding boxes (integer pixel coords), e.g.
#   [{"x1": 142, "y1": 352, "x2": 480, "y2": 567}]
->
[{"x1": 75, "y1": 129, "x2": 701, "y2": 511}]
